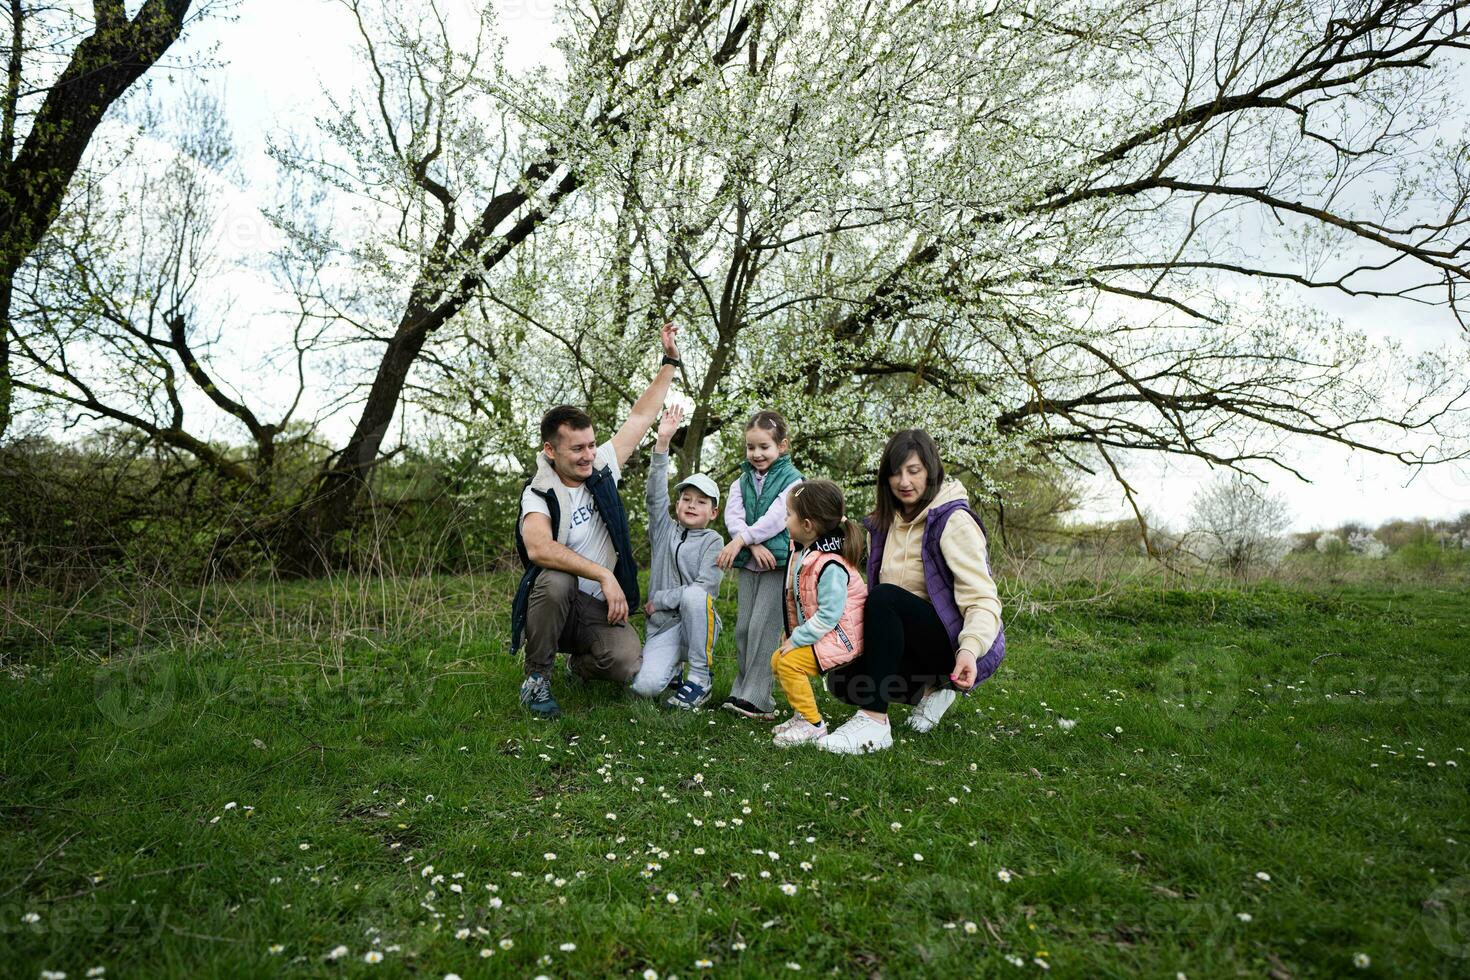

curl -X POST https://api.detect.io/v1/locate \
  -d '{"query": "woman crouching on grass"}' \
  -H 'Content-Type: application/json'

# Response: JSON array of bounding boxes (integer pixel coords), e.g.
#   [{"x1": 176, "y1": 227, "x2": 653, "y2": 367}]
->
[{"x1": 820, "y1": 429, "x2": 1006, "y2": 755}]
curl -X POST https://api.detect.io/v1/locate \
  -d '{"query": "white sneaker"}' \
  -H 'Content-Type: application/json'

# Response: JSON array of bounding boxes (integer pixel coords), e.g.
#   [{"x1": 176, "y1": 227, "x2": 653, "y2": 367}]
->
[
  {"x1": 909, "y1": 688, "x2": 958, "y2": 733},
  {"x1": 772, "y1": 712, "x2": 806, "y2": 736},
  {"x1": 819, "y1": 713, "x2": 893, "y2": 754},
  {"x1": 773, "y1": 718, "x2": 826, "y2": 746}
]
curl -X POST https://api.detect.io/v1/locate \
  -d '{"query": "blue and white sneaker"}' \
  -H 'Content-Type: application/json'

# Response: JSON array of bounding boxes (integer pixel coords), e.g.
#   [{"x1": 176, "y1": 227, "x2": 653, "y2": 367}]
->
[
  {"x1": 519, "y1": 673, "x2": 561, "y2": 720},
  {"x1": 666, "y1": 679, "x2": 712, "y2": 711}
]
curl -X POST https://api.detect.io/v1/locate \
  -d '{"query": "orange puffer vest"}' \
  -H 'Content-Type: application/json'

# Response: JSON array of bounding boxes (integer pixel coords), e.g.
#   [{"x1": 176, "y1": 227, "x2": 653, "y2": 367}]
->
[{"x1": 783, "y1": 548, "x2": 868, "y2": 671}]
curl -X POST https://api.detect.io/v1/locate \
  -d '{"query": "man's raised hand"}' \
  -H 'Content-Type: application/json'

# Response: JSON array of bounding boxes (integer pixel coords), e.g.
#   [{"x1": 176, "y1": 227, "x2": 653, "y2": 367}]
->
[{"x1": 661, "y1": 321, "x2": 680, "y2": 361}]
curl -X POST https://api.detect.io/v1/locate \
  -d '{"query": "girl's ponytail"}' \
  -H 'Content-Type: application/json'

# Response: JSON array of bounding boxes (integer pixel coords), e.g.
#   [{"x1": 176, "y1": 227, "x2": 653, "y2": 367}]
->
[
  {"x1": 838, "y1": 517, "x2": 866, "y2": 569},
  {"x1": 790, "y1": 479, "x2": 867, "y2": 568}
]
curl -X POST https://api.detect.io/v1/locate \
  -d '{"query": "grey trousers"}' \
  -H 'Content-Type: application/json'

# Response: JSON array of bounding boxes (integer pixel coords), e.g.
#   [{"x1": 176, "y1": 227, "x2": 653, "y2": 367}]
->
[
  {"x1": 522, "y1": 569, "x2": 642, "y2": 683},
  {"x1": 730, "y1": 566, "x2": 785, "y2": 711},
  {"x1": 629, "y1": 586, "x2": 722, "y2": 697}
]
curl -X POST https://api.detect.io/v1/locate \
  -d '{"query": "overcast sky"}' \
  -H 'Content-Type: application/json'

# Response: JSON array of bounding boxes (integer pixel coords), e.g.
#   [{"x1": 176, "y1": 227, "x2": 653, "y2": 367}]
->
[{"x1": 156, "y1": 0, "x2": 1470, "y2": 531}]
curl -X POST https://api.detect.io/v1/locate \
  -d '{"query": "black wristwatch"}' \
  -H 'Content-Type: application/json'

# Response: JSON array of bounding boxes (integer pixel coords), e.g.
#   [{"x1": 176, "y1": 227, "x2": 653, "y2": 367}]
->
[{"x1": 661, "y1": 355, "x2": 682, "y2": 367}]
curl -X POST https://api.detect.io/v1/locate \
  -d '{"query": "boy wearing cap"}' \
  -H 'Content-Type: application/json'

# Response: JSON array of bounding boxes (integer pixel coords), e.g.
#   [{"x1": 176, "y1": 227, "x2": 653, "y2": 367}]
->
[{"x1": 630, "y1": 405, "x2": 725, "y2": 709}]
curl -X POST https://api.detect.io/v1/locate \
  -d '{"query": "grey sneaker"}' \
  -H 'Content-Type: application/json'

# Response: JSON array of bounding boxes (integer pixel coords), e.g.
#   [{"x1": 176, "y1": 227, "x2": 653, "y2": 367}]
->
[
  {"x1": 720, "y1": 696, "x2": 777, "y2": 721},
  {"x1": 519, "y1": 673, "x2": 561, "y2": 720}
]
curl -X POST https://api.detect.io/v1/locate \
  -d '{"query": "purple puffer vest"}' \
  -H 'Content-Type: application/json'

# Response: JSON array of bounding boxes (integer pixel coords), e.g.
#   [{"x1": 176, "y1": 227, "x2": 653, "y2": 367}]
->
[{"x1": 866, "y1": 498, "x2": 1006, "y2": 688}]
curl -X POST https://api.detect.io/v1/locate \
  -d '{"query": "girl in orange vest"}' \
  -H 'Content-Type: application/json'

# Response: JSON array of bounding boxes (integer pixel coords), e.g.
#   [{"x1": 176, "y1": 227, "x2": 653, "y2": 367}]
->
[{"x1": 769, "y1": 480, "x2": 869, "y2": 747}]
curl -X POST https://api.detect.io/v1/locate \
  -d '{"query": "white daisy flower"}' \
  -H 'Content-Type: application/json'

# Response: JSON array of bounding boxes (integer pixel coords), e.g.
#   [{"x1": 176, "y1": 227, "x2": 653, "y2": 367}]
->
[
  {"x1": 500, "y1": 938, "x2": 514, "y2": 949},
  {"x1": 666, "y1": 892, "x2": 679, "y2": 904},
  {"x1": 1352, "y1": 953, "x2": 1371, "y2": 968},
  {"x1": 1255, "y1": 871, "x2": 1271, "y2": 882},
  {"x1": 364, "y1": 951, "x2": 383, "y2": 964},
  {"x1": 780, "y1": 883, "x2": 798, "y2": 895},
  {"x1": 326, "y1": 945, "x2": 348, "y2": 960},
  {"x1": 560, "y1": 942, "x2": 576, "y2": 951}
]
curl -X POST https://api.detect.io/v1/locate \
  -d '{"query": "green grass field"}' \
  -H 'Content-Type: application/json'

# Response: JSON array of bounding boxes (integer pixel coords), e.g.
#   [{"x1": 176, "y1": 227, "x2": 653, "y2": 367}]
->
[{"x1": 3, "y1": 574, "x2": 1468, "y2": 978}]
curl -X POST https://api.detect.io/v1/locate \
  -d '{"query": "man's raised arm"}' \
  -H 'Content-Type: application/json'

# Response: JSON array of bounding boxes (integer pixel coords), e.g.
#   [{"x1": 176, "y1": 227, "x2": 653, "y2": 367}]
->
[{"x1": 608, "y1": 322, "x2": 681, "y2": 468}]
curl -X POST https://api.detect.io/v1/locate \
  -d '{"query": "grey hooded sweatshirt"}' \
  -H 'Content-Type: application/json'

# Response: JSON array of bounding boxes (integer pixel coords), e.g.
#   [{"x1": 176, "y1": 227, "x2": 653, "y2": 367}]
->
[{"x1": 645, "y1": 451, "x2": 724, "y2": 633}]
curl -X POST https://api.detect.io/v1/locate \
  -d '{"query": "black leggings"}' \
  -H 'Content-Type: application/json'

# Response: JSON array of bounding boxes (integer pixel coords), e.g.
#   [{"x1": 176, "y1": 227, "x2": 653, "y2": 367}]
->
[{"x1": 826, "y1": 583, "x2": 956, "y2": 714}]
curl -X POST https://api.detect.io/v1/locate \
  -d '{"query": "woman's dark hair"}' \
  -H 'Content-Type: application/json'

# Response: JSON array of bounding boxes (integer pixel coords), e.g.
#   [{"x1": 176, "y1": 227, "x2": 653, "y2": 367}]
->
[
  {"x1": 745, "y1": 409, "x2": 789, "y2": 445},
  {"x1": 872, "y1": 429, "x2": 945, "y2": 531},
  {"x1": 788, "y1": 479, "x2": 865, "y2": 568}
]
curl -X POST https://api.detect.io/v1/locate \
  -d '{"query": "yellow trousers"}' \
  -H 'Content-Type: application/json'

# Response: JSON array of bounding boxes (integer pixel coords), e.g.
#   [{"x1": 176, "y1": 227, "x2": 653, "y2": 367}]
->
[{"x1": 770, "y1": 644, "x2": 822, "y2": 724}]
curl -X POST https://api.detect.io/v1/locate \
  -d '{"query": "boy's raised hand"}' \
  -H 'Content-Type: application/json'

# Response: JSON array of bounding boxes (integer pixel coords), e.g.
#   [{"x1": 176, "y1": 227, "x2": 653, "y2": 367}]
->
[{"x1": 655, "y1": 404, "x2": 684, "y2": 451}]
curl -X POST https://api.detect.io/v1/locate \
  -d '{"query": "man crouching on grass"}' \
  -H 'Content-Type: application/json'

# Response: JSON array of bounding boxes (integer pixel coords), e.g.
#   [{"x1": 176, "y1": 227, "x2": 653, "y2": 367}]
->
[{"x1": 509, "y1": 323, "x2": 683, "y2": 719}]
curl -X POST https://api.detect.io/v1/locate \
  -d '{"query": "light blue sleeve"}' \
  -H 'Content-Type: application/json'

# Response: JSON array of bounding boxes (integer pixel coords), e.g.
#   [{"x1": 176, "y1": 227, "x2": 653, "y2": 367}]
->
[{"x1": 789, "y1": 563, "x2": 850, "y2": 648}]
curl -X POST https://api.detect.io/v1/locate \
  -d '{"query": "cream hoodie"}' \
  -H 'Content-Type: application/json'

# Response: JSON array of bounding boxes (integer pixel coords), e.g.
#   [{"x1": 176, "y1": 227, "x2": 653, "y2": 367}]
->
[{"x1": 878, "y1": 479, "x2": 1003, "y2": 659}]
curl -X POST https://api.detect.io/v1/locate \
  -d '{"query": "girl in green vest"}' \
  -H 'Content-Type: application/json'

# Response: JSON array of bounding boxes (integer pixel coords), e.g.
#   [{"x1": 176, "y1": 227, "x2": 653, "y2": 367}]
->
[{"x1": 715, "y1": 410, "x2": 804, "y2": 718}]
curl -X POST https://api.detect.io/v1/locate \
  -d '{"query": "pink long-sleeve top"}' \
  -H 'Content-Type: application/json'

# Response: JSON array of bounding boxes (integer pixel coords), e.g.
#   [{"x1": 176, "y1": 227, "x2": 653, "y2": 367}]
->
[{"x1": 724, "y1": 468, "x2": 801, "y2": 546}]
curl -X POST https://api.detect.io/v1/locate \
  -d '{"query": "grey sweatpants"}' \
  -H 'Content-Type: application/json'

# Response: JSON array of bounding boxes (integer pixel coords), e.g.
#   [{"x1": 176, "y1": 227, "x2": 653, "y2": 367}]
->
[
  {"x1": 730, "y1": 566, "x2": 785, "y2": 711},
  {"x1": 630, "y1": 586, "x2": 721, "y2": 697}
]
